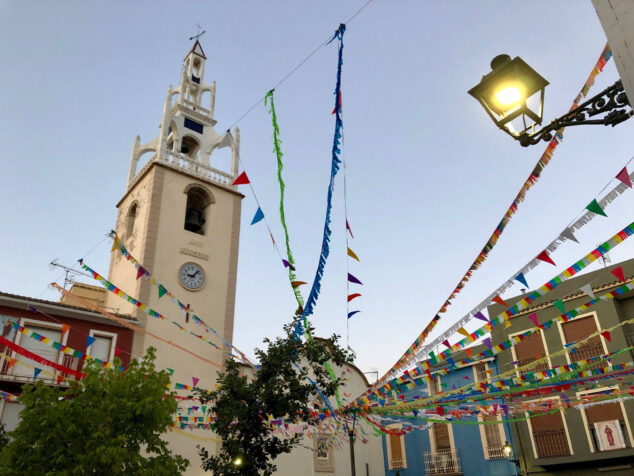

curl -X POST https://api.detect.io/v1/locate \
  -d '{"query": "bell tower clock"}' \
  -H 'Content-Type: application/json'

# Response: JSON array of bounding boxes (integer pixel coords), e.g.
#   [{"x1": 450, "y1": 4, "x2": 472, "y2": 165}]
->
[{"x1": 105, "y1": 40, "x2": 242, "y2": 469}]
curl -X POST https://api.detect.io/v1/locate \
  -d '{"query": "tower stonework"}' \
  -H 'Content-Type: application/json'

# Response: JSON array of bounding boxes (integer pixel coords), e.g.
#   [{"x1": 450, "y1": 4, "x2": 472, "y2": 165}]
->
[{"x1": 105, "y1": 41, "x2": 242, "y2": 472}]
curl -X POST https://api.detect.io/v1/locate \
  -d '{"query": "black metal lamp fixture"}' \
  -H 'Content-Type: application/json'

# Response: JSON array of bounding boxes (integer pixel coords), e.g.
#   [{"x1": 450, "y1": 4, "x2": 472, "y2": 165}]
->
[{"x1": 469, "y1": 54, "x2": 633, "y2": 147}]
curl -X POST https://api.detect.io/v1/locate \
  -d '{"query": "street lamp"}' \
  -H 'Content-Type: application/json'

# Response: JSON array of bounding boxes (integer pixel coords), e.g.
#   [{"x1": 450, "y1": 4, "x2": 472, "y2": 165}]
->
[
  {"x1": 469, "y1": 54, "x2": 633, "y2": 147},
  {"x1": 233, "y1": 456, "x2": 243, "y2": 467},
  {"x1": 502, "y1": 441, "x2": 520, "y2": 470}
]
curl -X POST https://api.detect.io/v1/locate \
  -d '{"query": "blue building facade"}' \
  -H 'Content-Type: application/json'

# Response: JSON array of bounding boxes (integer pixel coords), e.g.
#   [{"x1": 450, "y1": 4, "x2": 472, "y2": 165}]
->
[{"x1": 381, "y1": 356, "x2": 518, "y2": 476}]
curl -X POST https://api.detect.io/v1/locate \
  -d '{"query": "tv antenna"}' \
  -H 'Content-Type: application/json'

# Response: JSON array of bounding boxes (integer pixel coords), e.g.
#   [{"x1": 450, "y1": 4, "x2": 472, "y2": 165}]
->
[
  {"x1": 49, "y1": 260, "x2": 93, "y2": 290},
  {"x1": 597, "y1": 243, "x2": 611, "y2": 268},
  {"x1": 189, "y1": 24, "x2": 206, "y2": 41}
]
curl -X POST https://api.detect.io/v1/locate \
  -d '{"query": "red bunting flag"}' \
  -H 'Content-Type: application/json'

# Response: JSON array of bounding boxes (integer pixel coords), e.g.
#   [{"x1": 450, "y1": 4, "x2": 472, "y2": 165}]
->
[
  {"x1": 61, "y1": 324, "x2": 71, "y2": 337},
  {"x1": 347, "y1": 293, "x2": 362, "y2": 302},
  {"x1": 528, "y1": 313, "x2": 539, "y2": 327},
  {"x1": 56, "y1": 375, "x2": 64, "y2": 385},
  {"x1": 442, "y1": 339, "x2": 451, "y2": 349},
  {"x1": 616, "y1": 166, "x2": 632, "y2": 188},
  {"x1": 492, "y1": 295, "x2": 508, "y2": 307},
  {"x1": 601, "y1": 331, "x2": 611, "y2": 342},
  {"x1": 536, "y1": 250, "x2": 556, "y2": 266},
  {"x1": 346, "y1": 220, "x2": 354, "y2": 238},
  {"x1": 114, "y1": 348, "x2": 124, "y2": 358},
  {"x1": 610, "y1": 266, "x2": 626, "y2": 283},
  {"x1": 232, "y1": 171, "x2": 250, "y2": 185},
  {"x1": 136, "y1": 266, "x2": 147, "y2": 280},
  {"x1": 291, "y1": 281, "x2": 307, "y2": 288}
]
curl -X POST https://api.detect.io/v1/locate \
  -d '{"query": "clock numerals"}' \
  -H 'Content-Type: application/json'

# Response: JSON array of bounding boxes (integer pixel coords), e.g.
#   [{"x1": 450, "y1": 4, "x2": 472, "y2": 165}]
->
[{"x1": 179, "y1": 263, "x2": 205, "y2": 290}]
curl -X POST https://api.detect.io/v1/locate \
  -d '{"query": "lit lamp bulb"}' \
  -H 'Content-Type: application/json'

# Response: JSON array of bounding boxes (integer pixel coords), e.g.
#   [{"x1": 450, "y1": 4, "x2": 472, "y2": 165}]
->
[
  {"x1": 234, "y1": 457, "x2": 243, "y2": 466},
  {"x1": 495, "y1": 86, "x2": 523, "y2": 106},
  {"x1": 502, "y1": 441, "x2": 513, "y2": 458}
]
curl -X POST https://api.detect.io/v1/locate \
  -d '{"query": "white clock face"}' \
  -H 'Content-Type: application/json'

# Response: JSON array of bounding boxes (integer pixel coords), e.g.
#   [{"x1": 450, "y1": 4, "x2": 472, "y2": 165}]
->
[{"x1": 179, "y1": 263, "x2": 205, "y2": 290}]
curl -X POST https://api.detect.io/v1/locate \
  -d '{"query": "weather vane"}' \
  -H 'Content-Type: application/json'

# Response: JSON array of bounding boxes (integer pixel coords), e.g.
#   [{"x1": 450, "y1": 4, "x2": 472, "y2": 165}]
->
[{"x1": 189, "y1": 24, "x2": 206, "y2": 41}]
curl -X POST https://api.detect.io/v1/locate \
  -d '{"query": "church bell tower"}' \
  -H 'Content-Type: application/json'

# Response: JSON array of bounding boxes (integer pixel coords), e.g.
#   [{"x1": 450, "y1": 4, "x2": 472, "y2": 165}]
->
[{"x1": 106, "y1": 40, "x2": 242, "y2": 470}]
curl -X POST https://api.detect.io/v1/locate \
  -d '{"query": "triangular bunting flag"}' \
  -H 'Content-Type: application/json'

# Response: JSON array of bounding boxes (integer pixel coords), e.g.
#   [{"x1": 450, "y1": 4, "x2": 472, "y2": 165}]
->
[
  {"x1": 465, "y1": 348, "x2": 473, "y2": 359},
  {"x1": 528, "y1": 313, "x2": 539, "y2": 327},
  {"x1": 610, "y1": 266, "x2": 626, "y2": 283},
  {"x1": 167, "y1": 368, "x2": 175, "y2": 375},
  {"x1": 158, "y1": 284, "x2": 167, "y2": 299},
  {"x1": 442, "y1": 339, "x2": 451, "y2": 349},
  {"x1": 111, "y1": 237, "x2": 120, "y2": 253},
  {"x1": 282, "y1": 259, "x2": 290, "y2": 268},
  {"x1": 114, "y1": 348, "x2": 124, "y2": 358},
  {"x1": 250, "y1": 207, "x2": 264, "y2": 225},
  {"x1": 33, "y1": 368, "x2": 42, "y2": 379},
  {"x1": 192, "y1": 377, "x2": 200, "y2": 388},
  {"x1": 347, "y1": 293, "x2": 362, "y2": 302},
  {"x1": 291, "y1": 281, "x2": 307, "y2": 288},
  {"x1": 232, "y1": 171, "x2": 250, "y2": 185},
  {"x1": 457, "y1": 327, "x2": 471, "y2": 338},
  {"x1": 554, "y1": 299, "x2": 565, "y2": 314},
  {"x1": 348, "y1": 273, "x2": 363, "y2": 285},
  {"x1": 473, "y1": 311, "x2": 489, "y2": 323},
  {"x1": 616, "y1": 166, "x2": 632, "y2": 188},
  {"x1": 61, "y1": 324, "x2": 71, "y2": 337},
  {"x1": 580, "y1": 283, "x2": 595, "y2": 299},
  {"x1": 536, "y1": 250, "x2": 556, "y2": 266},
  {"x1": 136, "y1": 266, "x2": 147, "y2": 280},
  {"x1": 492, "y1": 295, "x2": 508, "y2": 307},
  {"x1": 560, "y1": 227, "x2": 579, "y2": 244},
  {"x1": 347, "y1": 311, "x2": 361, "y2": 319},
  {"x1": 86, "y1": 336, "x2": 96, "y2": 348},
  {"x1": 601, "y1": 331, "x2": 611, "y2": 342},
  {"x1": 346, "y1": 220, "x2": 354, "y2": 238},
  {"x1": 586, "y1": 199, "x2": 607, "y2": 217},
  {"x1": 56, "y1": 375, "x2": 64, "y2": 385},
  {"x1": 347, "y1": 247, "x2": 360, "y2": 261},
  {"x1": 515, "y1": 272, "x2": 529, "y2": 289},
  {"x1": 7, "y1": 358, "x2": 16, "y2": 369},
  {"x1": 483, "y1": 337, "x2": 492, "y2": 350}
]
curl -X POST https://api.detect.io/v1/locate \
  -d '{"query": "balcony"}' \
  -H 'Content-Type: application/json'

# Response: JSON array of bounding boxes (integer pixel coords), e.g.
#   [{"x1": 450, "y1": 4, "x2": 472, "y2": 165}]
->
[
  {"x1": 0, "y1": 348, "x2": 79, "y2": 386},
  {"x1": 424, "y1": 449, "x2": 462, "y2": 475},
  {"x1": 486, "y1": 445, "x2": 507, "y2": 460},
  {"x1": 568, "y1": 341, "x2": 604, "y2": 364},
  {"x1": 516, "y1": 357, "x2": 549, "y2": 377},
  {"x1": 389, "y1": 457, "x2": 405, "y2": 470},
  {"x1": 533, "y1": 429, "x2": 571, "y2": 458}
]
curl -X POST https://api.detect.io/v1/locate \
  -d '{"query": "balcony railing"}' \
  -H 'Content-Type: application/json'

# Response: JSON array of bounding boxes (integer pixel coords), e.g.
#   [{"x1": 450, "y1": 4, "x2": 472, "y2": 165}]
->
[
  {"x1": 486, "y1": 445, "x2": 507, "y2": 460},
  {"x1": 516, "y1": 357, "x2": 549, "y2": 377},
  {"x1": 390, "y1": 458, "x2": 405, "y2": 469},
  {"x1": 424, "y1": 449, "x2": 462, "y2": 474},
  {"x1": 533, "y1": 429, "x2": 571, "y2": 458},
  {"x1": 164, "y1": 151, "x2": 234, "y2": 186},
  {"x1": 568, "y1": 341, "x2": 604, "y2": 364}
]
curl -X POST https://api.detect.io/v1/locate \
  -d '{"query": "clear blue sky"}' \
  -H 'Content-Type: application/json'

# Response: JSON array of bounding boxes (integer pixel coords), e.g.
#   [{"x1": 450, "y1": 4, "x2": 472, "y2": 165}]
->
[{"x1": 1, "y1": 1, "x2": 633, "y2": 376}]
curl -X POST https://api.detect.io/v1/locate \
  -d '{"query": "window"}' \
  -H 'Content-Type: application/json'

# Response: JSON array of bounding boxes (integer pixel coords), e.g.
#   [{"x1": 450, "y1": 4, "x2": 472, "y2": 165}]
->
[
  {"x1": 559, "y1": 314, "x2": 605, "y2": 364},
  {"x1": 427, "y1": 422, "x2": 461, "y2": 474},
  {"x1": 88, "y1": 330, "x2": 116, "y2": 362},
  {"x1": 578, "y1": 387, "x2": 632, "y2": 452},
  {"x1": 385, "y1": 424, "x2": 406, "y2": 470},
  {"x1": 12, "y1": 323, "x2": 62, "y2": 380},
  {"x1": 512, "y1": 329, "x2": 550, "y2": 376},
  {"x1": 313, "y1": 432, "x2": 334, "y2": 472},
  {"x1": 184, "y1": 186, "x2": 212, "y2": 235},
  {"x1": 479, "y1": 415, "x2": 506, "y2": 459},
  {"x1": 125, "y1": 203, "x2": 137, "y2": 238},
  {"x1": 0, "y1": 401, "x2": 24, "y2": 431},
  {"x1": 473, "y1": 362, "x2": 488, "y2": 383},
  {"x1": 180, "y1": 135, "x2": 200, "y2": 158},
  {"x1": 526, "y1": 398, "x2": 572, "y2": 458},
  {"x1": 428, "y1": 375, "x2": 441, "y2": 396}
]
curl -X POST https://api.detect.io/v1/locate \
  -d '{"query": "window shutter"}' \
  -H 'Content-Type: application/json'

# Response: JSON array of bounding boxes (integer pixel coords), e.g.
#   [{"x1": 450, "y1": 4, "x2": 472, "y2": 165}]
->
[
  {"x1": 585, "y1": 402, "x2": 623, "y2": 425},
  {"x1": 530, "y1": 410, "x2": 565, "y2": 432},
  {"x1": 562, "y1": 316, "x2": 600, "y2": 344},
  {"x1": 515, "y1": 332, "x2": 545, "y2": 360},
  {"x1": 390, "y1": 434, "x2": 402, "y2": 461},
  {"x1": 433, "y1": 423, "x2": 451, "y2": 450},
  {"x1": 483, "y1": 416, "x2": 502, "y2": 448}
]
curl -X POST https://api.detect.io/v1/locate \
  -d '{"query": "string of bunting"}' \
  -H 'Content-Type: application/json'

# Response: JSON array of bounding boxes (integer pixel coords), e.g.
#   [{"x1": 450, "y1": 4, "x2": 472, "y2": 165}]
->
[
  {"x1": 109, "y1": 234, "x2": 255, "y2": 367},
  {"x1": 379, "y1": 43, "x2": 614, "y2": 386},
  {"x1": 405, "y1": 158, "x2": 634, "y2": 369},
  {"x1": 354, "y1": 219, "x2": 634, "y2": 405}
]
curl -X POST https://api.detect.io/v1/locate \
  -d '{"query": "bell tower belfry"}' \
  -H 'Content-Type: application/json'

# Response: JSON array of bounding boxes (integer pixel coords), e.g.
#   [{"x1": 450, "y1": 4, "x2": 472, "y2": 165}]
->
[{"x1": 106, "y1": 40, "x2": 242, "y2": 471}]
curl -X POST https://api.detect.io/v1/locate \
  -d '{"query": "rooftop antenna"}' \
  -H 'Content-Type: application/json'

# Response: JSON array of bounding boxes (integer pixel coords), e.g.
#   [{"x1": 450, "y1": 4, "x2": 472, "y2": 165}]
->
[
  {"x1": 189, "y1": 24, "x2": 206, "y2": 41},
  {"x1": 49, "y1": 260, "x2": 93, "y2": 290},
  {"x1": 597, "y1": 243, "x2": 611, "y2": 268}
]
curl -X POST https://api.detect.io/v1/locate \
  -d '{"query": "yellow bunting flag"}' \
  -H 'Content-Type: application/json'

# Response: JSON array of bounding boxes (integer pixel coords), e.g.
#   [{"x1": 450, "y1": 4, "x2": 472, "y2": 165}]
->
[
  {"x1": 111, "y1": 237, "x2": 120, "y2": 252},
  {"x1": 347, "y1": 247, "x2": 360, "y2": 262},
  {"x1": 457, "y1": 327, "x2": 471, "y2": 338}
]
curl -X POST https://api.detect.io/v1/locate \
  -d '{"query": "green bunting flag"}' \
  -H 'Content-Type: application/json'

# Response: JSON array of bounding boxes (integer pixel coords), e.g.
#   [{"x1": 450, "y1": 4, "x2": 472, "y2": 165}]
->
[
  {"x1": 586, "y1": 199, "x2": 607, "y2": 217},
  {"x1": 554, "y1": 299, "x2": 566, "y2": 314},
  {"x1": 158, "y1": 284, "x2": 167, "y2": 299}
]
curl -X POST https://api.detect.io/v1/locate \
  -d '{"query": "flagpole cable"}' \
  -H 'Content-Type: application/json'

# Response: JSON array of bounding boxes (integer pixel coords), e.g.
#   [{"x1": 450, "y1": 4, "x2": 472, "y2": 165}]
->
[
  {"x1": 227, "y1": 0, "x2": 374, "y2": 130},
  {"x1": 341, "y1": 108, "x2": 351, "y2": 350}
]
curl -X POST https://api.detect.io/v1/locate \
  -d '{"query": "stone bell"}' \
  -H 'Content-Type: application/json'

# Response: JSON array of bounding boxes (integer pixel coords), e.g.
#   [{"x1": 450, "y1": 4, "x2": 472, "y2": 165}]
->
[{"x1": 184, "y1": 208, "x2": 204, "y2": 233}]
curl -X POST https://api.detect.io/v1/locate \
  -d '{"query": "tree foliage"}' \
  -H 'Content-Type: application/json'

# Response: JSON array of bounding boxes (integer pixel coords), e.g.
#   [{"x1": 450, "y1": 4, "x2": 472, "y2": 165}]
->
[
  {"x1": 0, "y1": 347, "x2": 189, "y2": 475},
  {"x1": 196, "y1": 319, "x2": 353, "y2": 475}
]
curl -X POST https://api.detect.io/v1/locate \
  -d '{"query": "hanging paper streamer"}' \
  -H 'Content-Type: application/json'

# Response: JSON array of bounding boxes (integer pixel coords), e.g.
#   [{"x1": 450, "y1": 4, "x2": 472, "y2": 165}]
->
[
  {"x1": 264, "y1": 89, "x2": 305, "y2": 310},
  {"x1": 300, "y1": 23, "x2": 346, "y2": 326},
  {"x1": 378, "y1": 44, "x2": 614, "y2": 383}
]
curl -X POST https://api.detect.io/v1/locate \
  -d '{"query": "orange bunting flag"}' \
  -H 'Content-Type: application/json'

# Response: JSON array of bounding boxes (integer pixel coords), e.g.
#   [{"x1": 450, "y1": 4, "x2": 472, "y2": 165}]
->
[
  {"x1": 62, "y1": 324, "x2": 71, "y2": 337},
  {"x1": 492, "y1": 295, "x2": 508, "y2": 307},
  {"x1": 347, "y1": 247, "x2": 360, "y2": 261},
  {"x1": 457, "y1": 327, "x2": 470, "y2": 338},
  {"x1": 347, "y1": 293, "x2": 362, "y2": 302},
  {"x1": 232, "y1": 171, "x2": 250, "y2": 185},
  {"x1": 610, "y1": 266, "x2": 626, "y2": 283},
  {"x1": 7, "y1": 358, "x2": 17, "y2": 369},
  {"x1": 291, "y1": 281, "x2": 307, "y2": 288},
  {"x1": 465, "y1": 348, "x2": 473, "y2": 359}
]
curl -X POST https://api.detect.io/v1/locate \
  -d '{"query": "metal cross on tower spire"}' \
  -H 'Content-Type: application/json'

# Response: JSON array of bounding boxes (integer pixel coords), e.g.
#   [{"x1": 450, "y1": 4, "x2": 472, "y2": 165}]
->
[{"x1": 189, "y1": 24, "x2": 205, "y2": 41}]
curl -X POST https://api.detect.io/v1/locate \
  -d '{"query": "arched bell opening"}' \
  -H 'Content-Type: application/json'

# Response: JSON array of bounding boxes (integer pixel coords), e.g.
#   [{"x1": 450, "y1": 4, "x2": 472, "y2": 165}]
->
[
  {"x1": 183, "y1": 185, "x2": 213, "y2": 235},
  {"x1": 125, "y1": 202, "x2": 138, "y2": 238},
  {"x1": 180, "y1": 135, "x2": 200, "y2": 160}
]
